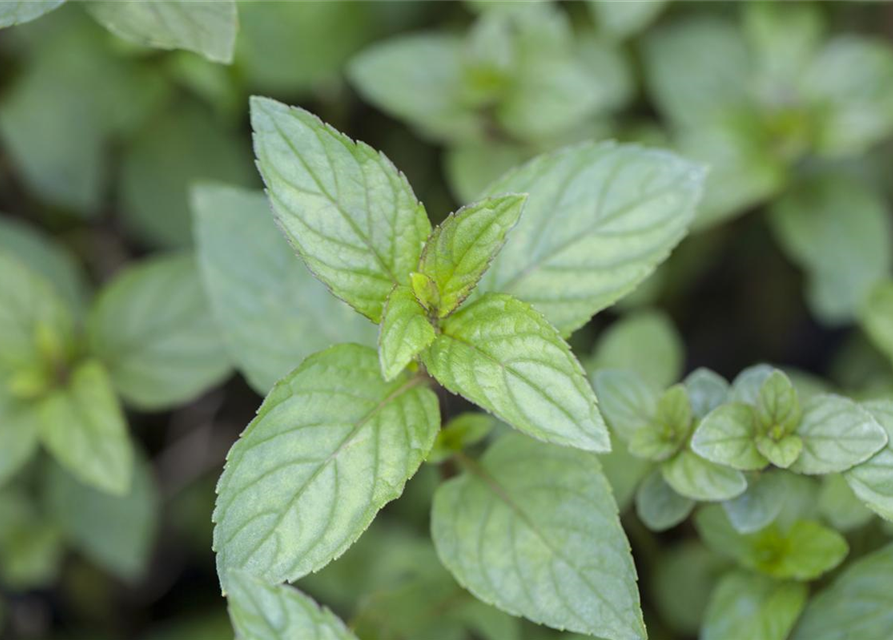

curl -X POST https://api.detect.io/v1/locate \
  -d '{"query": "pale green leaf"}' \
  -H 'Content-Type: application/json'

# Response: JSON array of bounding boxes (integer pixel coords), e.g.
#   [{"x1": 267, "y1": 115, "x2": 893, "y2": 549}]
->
[
  {"x1": 756, "y1": 433, "x2": 803, "y2": 469},
  {"x1": 429, "y1": 412, "x2": 496, "y2": 465},
  {"x1": 45, "y1": 452, "x2": 158, "y2": 581},
  {"x1": 684, "y1": 368, "x2": 730, "y2": 420},
  {"x1": 37, "y1": 360, "x2": 133, "y2": 496},
  {"x1": 589, "y1": 310, "x2": 683, "y2": 389},
  {"x1": 635, "y1": 468, "x2": 694, "y2": 532},
  {"x1": 791, "y1": 542, "x2": 893, "y2": 640},
  {"x1": 88, "y1": 254, "x2": 231, "y2": 411},
  {"x1": 722, "y1": 472, "x2": 788, "y2": 534},
  {"x1": 0, "y1": 0, "x2": 63, "y2": 28},
  {"x1": 478, "y1": 142, "x2": 704, "y2": 335},
  {"x1": 790, "y1": 394, "x2": 888, "y2": 475},
  {"x1": 227, "y1": 571, "x2": 357, "y2": 640},
  {"x1": 251, "y1": 97, "x2": 431, "y2": 323},
  {"x1": 696, "y1": 506, "x2": 848, "y2": 581},
  {"x1": 661, "y1": 450, "x2": 747, "y2": 502},
  {"x1": 445, "y1": 141, "x2": 531, "y2": 204},
  {"x1": 588, "y1": 0, "x2": 665, "y2": 40},
  {"x1": 87, "y1": 0, "x2": 238, "y2": 63},
  {"x1": 844, "y1": 400, "x2": 893, "y2": 521},
  {"x1": 861, "y1": 279, "x2": 893, "y2": 368},
  {"x1": 419, "y1": 194, "x2": 526, "y2": 317},
  {"x1": 744, "y1": 1, "x2": 823, "y2": 94},
  {"x1": 423, "y1": 293, "x2": 609, "y2": 452},
  {"x1": 599, "y1": 434, "x2": 651, "y2": 512},
  {"x1": 193, "y1": 184, "x2": 376, "y2": 394},
  {"x1": 432, "y1": 433, "x2": 646, "y2": 639},
  {"x1": 629, "y1": 385, "x2": 692, "y2": 462},
  {"x1": 757, "y1": 370, "x2": 801, "y2": 437},
  {"x1": 730, "y1": 364, "x2": 774, "y2": 405},
  {"x1": 770, "y1": 176, "x2": 891, "y2": 325},
  {"x1": 213, "y1": 344, "x2": 439, "y2": 589},
  {"x1": 691, "y1": 403, "x2": 767, "y2": 471},
  {"x1": 702, "y1": 571, "x2": 807, "y2": 640},
  {"x1": 0, "y1": 393, "x2": 40, "y2": 487},
  {"x1": 817, "y1": 474, "x2": 873, "y2": 531},
  {"x1": 591, "y1": 369, "x2": 659, "y2": 443},
  {"x1": 378, "y1": 285, "x2": 436, "y2": 381}
]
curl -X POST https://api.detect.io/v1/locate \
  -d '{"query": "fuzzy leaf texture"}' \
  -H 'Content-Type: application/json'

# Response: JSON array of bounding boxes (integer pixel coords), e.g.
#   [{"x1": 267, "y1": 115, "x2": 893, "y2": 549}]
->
[
  {"x1": 418, "y1": 194, "x2": 526, "y2": 317},
  {"x1": 213, "y1": 344, "x2": 439, "y2": 591},
  {"x1": 477, "y1": 142, "x2": 705, "y2": 336},
  {"x1": 378, "y1": 285, "x2": 436, "y2": 381},
  {"x1": 844, "y1": 400, "x2": 893, "y2": 521},
  {"x1": 227, "y1": 571, "x2": 358, "y2": 640},
  {"x1": 422, "y1": 293, "x2": 609, "y2": 452},
  {"x1": 432, "y1": 433, "x2": 646, "y2": 640},
  {"x1": 692, "y1": 403, "x2": 766, "y2": 470},
  {"x1": 87, "y1": 0, "x2": 238, "y2": 63},
  {"x1": 250, "y1": 97, "x2": 431, "y2": 323}
]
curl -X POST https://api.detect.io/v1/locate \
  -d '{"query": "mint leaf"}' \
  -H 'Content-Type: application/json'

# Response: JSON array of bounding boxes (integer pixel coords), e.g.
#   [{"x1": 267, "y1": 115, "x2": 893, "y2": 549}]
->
[
  {"x1": 429, "y1": 412, "x2": 496, "y2": 464},
  {"x1": 226, "y1": 571, "x2": 358, "y2": 640},
  {"x1": 756, "y1": 370, "x2": 801, "y2": 437},
  {"x1": 790, "y1": 394, "x2": 888, "y2": 475},
  {"x1": 684, "y1": 368, "x2": 730, "y2": 420},
  {"x1": 844, "y1": 400, "x2": 893, "y2": 521},
  {"x1": 45, "y1": 452, "x2": 158, "y2": 582},
  {"x1": 193, "y1": 184, "x2": 376, "y2": 394},
  {"x1": 478, "y1": 142, "x2": 704, "y2": 335},
  {"x1": 88, "y1": 254, "x2": 231, "y2": 411},
  {"x1": 0, "y1": 393, "x2": 40, "y2": 487},
  {"x1": 589, "y1": 310, "x2": 684, "y2": 389},
  {"x1": 432, "y1": 433, "x2": 646, "y2": 639},
  {"x1": 591, "y1": 369, "x2": 659, "y2": 442},
  {"x1": 600, "y1": 435, "x2": 652, "y2": 512},
  {"x1": 378, "y1": 285, "x2": 436, "y2": 381},
  {"x1": 250, "y1": 97, "x2": 431, "y2": 323},
  {"x1": 0, "y1": 0, "x2": 62, "y2": 28},
  {"x1": 696, "y1": 506, "x2": 847, "y2": 581},
  {"x1": 87, "y1": 0, "x2": 238, "y2": 63},
  {"x1": 37, "y1": 360, "x2": 133, "y2": 496},
  {"x1": 861, "y1": 279, "x2": 893, "y2": 368},
  {"x1": 817, "y1": 474, "x2": 873, "y2": 531},
  {"x1": 213, "y1": 344, "x2": 439, "y2": 589},
  {"x1": 635, "y1": 469, "x2": 694, "y2": 532},
  {"x1": 661, "y1": 450, "x2": 747, "y2": 502},
  {"x1": 588, "y1": 0, "x2": 665, "y2": 40},
  {"x1": 422, "y1": 293, "x2": 609, "y2": 452},
  {"x1": 702, "y1": 571, "x2": 807, "y2": 640},
  {"x1": 791, "y1": 543, "x2": 893, "y2": 640},
  {"x1": 418, "y1": 194, "x2": 526, "y2": 318},
  {"x1": 756, "y1": 433, "x2": 804, "y2": 469},
  {"x1": 722, "y1": 472, "x2": 788, "y2": 534},
  {"x1": 629, "y1": 385, "x2": 692, "y2": 461},
  {"x1": 730, "y1": 364, "x2": 774, "y2": 405},
  {"x1": 0, "y1": 488, "x2": 62, "y2": 589},
  {"x1": 692, "y1": 403, "x2": 767, "y2": 471}
]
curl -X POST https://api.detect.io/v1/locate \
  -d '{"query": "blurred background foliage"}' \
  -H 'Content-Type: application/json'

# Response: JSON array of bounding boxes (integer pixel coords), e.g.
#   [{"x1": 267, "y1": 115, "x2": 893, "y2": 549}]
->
[{"x1": 0, "y1": 1, "x2": 892, "y2": 639}]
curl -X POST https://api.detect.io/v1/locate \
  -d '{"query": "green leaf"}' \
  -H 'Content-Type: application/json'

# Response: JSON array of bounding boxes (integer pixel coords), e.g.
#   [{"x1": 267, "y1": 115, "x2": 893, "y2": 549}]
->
[
  {"x1": 0, "y1": 251, "x2": 75, "y2": 384},
  {"x1": 791, "y1": 542, "x2": 893, "y2": 640},
  {"x1": 589, "y1": 310, "x2": 683, "y2": 389},
  {"x1": 757, "y1": 370, "x2": 801, "y2": 436},
  {"x1": 429, "y1": 412, "x2": 496, "y2": 464},
  {"x1": 591, "y1": 369, "x2": 659, "y2": 443},
  {"x1": 213, "y1": 344, "x2": 439, "y2": 589},
  {"x1": 193, "y1": 184, "x2": 376, "y2": 394},
  {"x1": 790, "y1": 394, "x2": 888, "y2": 475},
  {"x1": 87, "y1": 0, "x2": 238, "y2": 63},
  {"x1": 418, "y1": 194, "x2": 526, "y2": 318},
  {"x1": 696, "y1": 506, "x2": 848, "y2": 581},
  {"x1": 0, "y1": 488, "x2": 62, "y2": 589},
  {"x1": 478, "y1": 142, "x2": 704, "y2": 335},
  {"x1": 684, "y1": 368, "x2": 730, "y2": 420},
  {"x1": 744, "y1": 1, "x2": 823, "y2": 93},
  {"x1": 730, "y1": 364, "x2": 775, "y2": 405},
  {"x1": 756, "y1": 433, "x2": 803, "y2": 469},
  {"x1": 770, "y1": 176, "x2": 892, "y2": 324},
  {"x1": 629, "y1": 386, "x2": 690, "y2": 462},
  {"x1": 88, "y1": 254, "x2": 231, "y2": 411},
  {"x1": 802, "y1": 36, "x2": 893, "y2": 157},
  {"x1": 844, "y1": 400, "x2": 893, "y2": 521},
  {"x1": 861, "y1": 279, "x2": 893, "y2": 368},
  {"x1": 251, "y1": 97, "x2": 431, "y2": 323},
  {"x1": 652, "y1": 542, "x2": 720, "y2": 636},
  {"x1": 422, "y1": 293, "x2": 608, "y2": 452},
  {"x1": 599, "y1": 434, "x2": 651, "y2": 512},
  {"x1": 702, "y1": 571, "x2": 807, "y2": 640},
  {"x1": 635, "y1": 468, "x2": 694, "y2": 532},
  {"x1": 661, "y1": 450, "x2": 747, "y2": 502},
  {"x1": 37, "y1": 360, "x2": 133, "y2": 496},
  {"x1": 445, "y1": 141, "x2": 532, "y2": 204},
  {"x1": 692, "y1": 403, "x2": 767, "y2": 471},
  {"x1": 378, "y1": 285, "x2": 436, "y2": 381},
  {"x1": 226, "y1": 571, "x2": 358, "y2": 640},
  {"x1": 722, "y1": 472, "x2": 788, "y2": 534},
  {"x1": 45, "y1": 453, "x2": 158, "y2": 582},
  {"x1": 0, "y1": 0, "x2": 63, "y2": 28},
  {"x1": 588, "y1": 0, "x2": 665, "y2": 40},
  {"x1": 0, "y1": 393, "x2": 40, "y2": 487},
  {"x1": 817, "y1": 474, "x2": 873, "y2": 531},
  {"x1": 431, "y1": 433, "x2": 646, "y2": 639}
]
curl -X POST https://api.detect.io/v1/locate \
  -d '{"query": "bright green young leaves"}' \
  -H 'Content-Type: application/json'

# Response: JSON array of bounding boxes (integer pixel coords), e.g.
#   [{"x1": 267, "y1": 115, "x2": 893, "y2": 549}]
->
[
  {"x1": 702, "y1": 572, "x2": 807, "y2": 640},
  {"x1": 213, "y1": 344, "x2": 439, "y2": 590},
  {"x1": 250, "y1": 97, "x2": 431, "y2": 324},
  {"x1": 378, "y1": 286, "x2": 436, "y2": 381},
  {"x1": 227, "y1": 571, "x2": 358, "y2": 640},
  {"x1": 432, "y1": 433, "x2": 645, "y2": 640},
  {"x1": 416, "y1": 194, "x2": 526, "y2": 318},
  {"x1": 630, "y1": 385, "x2": 692, "y2": 461},
  {"x1": 422, "y1": 294, "x2": 609, "y2": 452}
]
